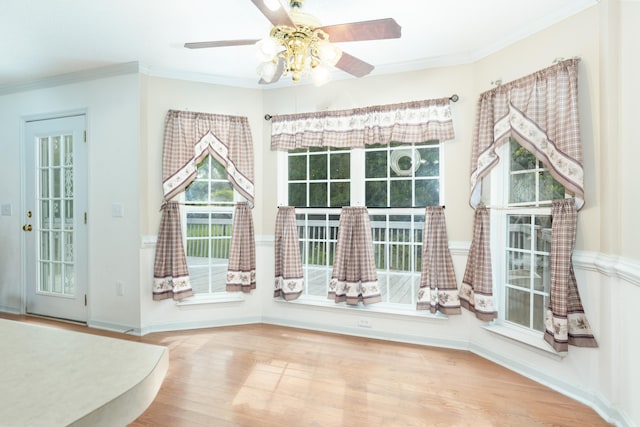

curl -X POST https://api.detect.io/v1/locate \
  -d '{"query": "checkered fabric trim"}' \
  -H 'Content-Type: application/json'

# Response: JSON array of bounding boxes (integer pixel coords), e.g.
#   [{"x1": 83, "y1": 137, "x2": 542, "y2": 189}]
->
[
  {"x1": 417, "y1": 206, "x2": 461, "y2": 315},
  {"x1": 274, "y1": 207, "x2": 304, "y2": 301},
  {"x1": 544, "y1": 198, "x2": 597, "y2": 352},
  {"x1": 469, "y1": 59, "x2": 584, "y2": 210},
  {"x1": 162, "y1": 110, "x2": 255, "y2": 205},
  {"x1": 153, "y1": 201, "x2": 193, "y2": 301},
  {"x1": 460, "y1": 204, "x2": 497, "y2": 321},
  {"x1": 328, "y1": 207, "x2": 381, "y2": 305},
  {"x1": 271, "y1": 98, "x2": 455, "y2": 150},
  {"x1": 227, "y1": 202, "x2": 256, "y2": 293}
]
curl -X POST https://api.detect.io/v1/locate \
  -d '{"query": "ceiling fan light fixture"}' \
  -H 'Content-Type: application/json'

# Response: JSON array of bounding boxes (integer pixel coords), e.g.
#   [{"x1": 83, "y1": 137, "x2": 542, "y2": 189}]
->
[
  {"x1": 257, "y1": 60, "x2": 278, "y2": 82},
  {"x1": 317, "y1": 41, "x2": 342, "y2": 66},
  {"x1": 255, "y1": 37, "x2": 283, "y2": 62},
  {"x1": 311, "y1": 64, "x2": 332, "y2": 87}
]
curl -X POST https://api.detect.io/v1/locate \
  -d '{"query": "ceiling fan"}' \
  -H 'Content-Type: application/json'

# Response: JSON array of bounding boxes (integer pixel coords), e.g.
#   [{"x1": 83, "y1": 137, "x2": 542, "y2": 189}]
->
[{"x1": 184, "y1": 0, "x2": 402, "y2": 85}]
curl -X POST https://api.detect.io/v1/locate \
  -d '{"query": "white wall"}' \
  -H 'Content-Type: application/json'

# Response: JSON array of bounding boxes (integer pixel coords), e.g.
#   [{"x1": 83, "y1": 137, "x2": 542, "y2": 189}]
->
[{"x1": 0, "y1": 72, "x2": 143, "y2": 329}]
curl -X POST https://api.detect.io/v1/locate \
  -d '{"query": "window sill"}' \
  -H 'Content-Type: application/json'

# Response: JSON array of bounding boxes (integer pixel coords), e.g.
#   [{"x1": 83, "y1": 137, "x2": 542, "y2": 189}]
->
[
  {"x1": 483, "y1": 323, "x2": 564, "y2": 360},
  {"x1": 176, "y1": 292, "x2": 245, "y2": 306},
  {"x1": 274, "y1": 295, "x2": 449, "y2": 321}
]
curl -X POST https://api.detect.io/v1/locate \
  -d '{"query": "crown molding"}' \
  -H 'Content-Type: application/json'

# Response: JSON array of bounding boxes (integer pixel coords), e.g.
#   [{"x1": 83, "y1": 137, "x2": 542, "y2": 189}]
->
[{"x1": 0, "y1": 62, "x2": 141, "y2": 96}]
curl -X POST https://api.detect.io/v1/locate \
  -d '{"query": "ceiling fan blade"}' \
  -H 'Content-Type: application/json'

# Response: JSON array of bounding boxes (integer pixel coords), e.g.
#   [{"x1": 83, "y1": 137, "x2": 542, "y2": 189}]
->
[
  {"x1": 319, "y1": 18, "x2": 401, "y2": 42},
  {"x1": 184, "y1": 39, "x2": 260, "y2": 49},
  {"x1": 250, "y1": 0, "x2": 295, "y2": 27},
  {"x1": 335, "y1": 52, "x2": 374, "y2": 78}
]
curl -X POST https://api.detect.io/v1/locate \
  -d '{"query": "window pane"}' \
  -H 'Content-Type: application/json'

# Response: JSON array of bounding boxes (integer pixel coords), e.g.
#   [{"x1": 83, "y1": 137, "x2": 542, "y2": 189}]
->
[
  {"x1": 288, "y1": 155, "x2": 307, "y2": 180},
  {"x1": 309, "y1": 183, "x2": 327, "y2": 207},
  {"x1": 187, "y1": 213, "x2": 211, "y2": 238},
  {"x1": 365, "y1": 151, "x2": 387, "y2": 178},
  {"x1": 211, "y1": 159, "x2": 227, "y2": 179},
  {"x1": 507, "y1": 250, "x2": 529, "y2": 289},
  {"x1": 386, "y1": 272, "x2": 414, "y2": 303},
  {"x1": 309, "y1": 154, "x2": 327, "y2": 180},
  {"x1": 390, "y1": 148, "x2": 416, "y2": 178},
  {"x1": 210, "y1": 182, "x2": 234, "y2": 202},
  {"x1": 40, "y1": 169, "x2": 49, "y2": 198},
  {"x1": 510, "y1": 139, "x2": 537, "y2": 171},
  {"x1": 534, "y1": 254, "x2": 548, "y2": 292},
  {"x1": 415, "y1": 179, "x2": 439, "y2": 206},
  {"x1": 416, "y1": 147, "x2": 439, "y2": 177},
  {"x1": 330, "y1": 182, "x2": 349, "y2": 207},
  {"x1": 40, "y1": 231, "x2": 50, "y2": 260},
  {"x1": 365, "y1": 181, "x2": 387, "y2": 207},
  {"x1": 508, "y1": 215, "x2": 532, "y2": 250},
  {"x1": 509, "y1": 172, "x2": 535, "y2": 203},
  {"x1": 185, "y1": 181, "x2": 208, "y2": 202},
  {"x1": 535, "y1": 216, "x2": 552, "y2": 252},
  {"x1": 390, "y1": 180, "x2": 411, "y2": 207},
  {"x1": 196, "y1": 158, "x2": 210, "y2": 179},
  {"x1": 540, "y1": 171, "x2": 565, "y2": 201},
  {"x1": 506, "y1": 287, "x2": 530, "y2": 327},
  {"x1": 330, "y1": 153, "x2": 350, "y2": 179},
  {"x1": 533, "y1": 294, "x2": 546, "y2": 332},
  {"x1": 289, "y1": 183, "x2": 307, "y2": 207},
  {"x1": 52, "y1": 168, "x2": 61, "y2": 198}
]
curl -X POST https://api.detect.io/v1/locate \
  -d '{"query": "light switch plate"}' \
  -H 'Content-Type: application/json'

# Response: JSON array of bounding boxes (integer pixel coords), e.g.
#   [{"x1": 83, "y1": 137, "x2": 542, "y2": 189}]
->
[{"x1": 111, "y1": 203, "x2": 124, "y2": 218}]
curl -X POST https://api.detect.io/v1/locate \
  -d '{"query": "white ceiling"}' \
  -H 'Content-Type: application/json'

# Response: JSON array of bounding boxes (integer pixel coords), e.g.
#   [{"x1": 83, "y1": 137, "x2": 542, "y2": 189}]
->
[{"x1": 0, "y1": 0, "x2": 598, "y2": 89}]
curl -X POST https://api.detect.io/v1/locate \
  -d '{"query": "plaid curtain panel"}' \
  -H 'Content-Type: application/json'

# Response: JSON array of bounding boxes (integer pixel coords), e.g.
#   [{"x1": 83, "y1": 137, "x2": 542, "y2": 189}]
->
[
  {"x1": 544, "y1": 198, "x2": 597, "y2": 352},
  {"x1": 227, "y1": 202, "x2": 256, "y2": 293},
  {"x1": 274, "y1": 206, "x2": 304, "y2": 300},
  {"x1": 469, "y1": 58, "x2": 585, "y2": 210},
  {"x1": 328, "y1": 207, "x2": 381, "y2": 305},
  {"x1": 152, "y1": 201, "x2": 193, "y2": 301},
  {"x1": 270, "y1": 98, "x2": 455, "y2": 150},
  {"x1": 459, "y1": 204, "x2": 497, "y2": 321},
  {"x1": 417, "y1": 206, "x2": 461, "y2": 315}
]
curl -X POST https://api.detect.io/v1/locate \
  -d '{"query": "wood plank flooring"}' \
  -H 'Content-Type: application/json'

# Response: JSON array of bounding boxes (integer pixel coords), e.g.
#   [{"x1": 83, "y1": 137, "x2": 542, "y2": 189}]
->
[{"x1": 0, "y1": 313, "x2": 610, "y2": 426}]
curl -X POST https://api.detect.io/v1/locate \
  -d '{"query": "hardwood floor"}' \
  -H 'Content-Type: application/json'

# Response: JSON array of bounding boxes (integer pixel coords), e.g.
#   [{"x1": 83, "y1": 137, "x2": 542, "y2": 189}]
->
[{"x1": 1, "y1": 313, "x2": 610, "y2": 426}]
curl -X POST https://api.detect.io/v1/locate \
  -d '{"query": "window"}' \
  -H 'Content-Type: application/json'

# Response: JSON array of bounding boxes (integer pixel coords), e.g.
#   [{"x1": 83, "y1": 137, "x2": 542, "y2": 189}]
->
[
  {"x1": 493, "y1": 139, "x2": 565, "y2": 332},
  {"x1": 283, "y1": 141, "x2": 442, "y2": 307},
  {"x1": 183, "y1": 155, "x2": 236, "y2": 295}
]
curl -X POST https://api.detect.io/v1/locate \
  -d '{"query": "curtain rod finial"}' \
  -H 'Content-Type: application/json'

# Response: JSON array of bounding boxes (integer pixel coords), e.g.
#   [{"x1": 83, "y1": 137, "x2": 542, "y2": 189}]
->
[
  {"x1": 264, "y1": 114, "x2": 272, "y2": 121},
  {"x1": 449, "y1": 94, "x2": 459, "y2": 102}
]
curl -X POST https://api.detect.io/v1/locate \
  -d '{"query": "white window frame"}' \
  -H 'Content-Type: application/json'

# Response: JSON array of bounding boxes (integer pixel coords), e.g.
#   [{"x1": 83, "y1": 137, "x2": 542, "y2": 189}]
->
[
  {"x1": 487, "y1": 140, "x2": 562, "y2": 344},
  {"x1": 277, "y1": 142, "x2": 444, "y2": 312},
  {"x1": 177, "y1": 155, "x2": 245, "y2": 305}
]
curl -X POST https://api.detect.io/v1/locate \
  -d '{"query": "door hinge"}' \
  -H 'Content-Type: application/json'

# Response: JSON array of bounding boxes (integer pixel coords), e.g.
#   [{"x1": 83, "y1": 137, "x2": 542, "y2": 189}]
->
[
  {"x1": 84, "y1": 294, "x2": 87, "y2": 306},
  {"x1": 84, "y1": 212, "x2": 87, "y2": 224},
  {"x1": 83, "y1": 130, "x2": 87, "y2": 143}
]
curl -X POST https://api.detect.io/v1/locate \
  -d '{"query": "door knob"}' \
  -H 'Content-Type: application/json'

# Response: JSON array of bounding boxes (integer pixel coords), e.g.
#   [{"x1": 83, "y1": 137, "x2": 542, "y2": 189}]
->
[{"x1": 22, "y1": 224, "x2": 32, "y2": 232}]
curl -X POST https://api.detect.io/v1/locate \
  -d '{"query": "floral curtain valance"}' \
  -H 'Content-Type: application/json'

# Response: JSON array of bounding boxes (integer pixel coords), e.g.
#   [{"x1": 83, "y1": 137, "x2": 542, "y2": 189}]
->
[
  {"x1": 270, "y1": 98, "x2": 455, "y2": 150},
  {"x1": 162, "y1": 110, "x2": 255, "y2": 205},
  {"x1": 469, "y1": 58, "x2": 584, "y2": 210}
]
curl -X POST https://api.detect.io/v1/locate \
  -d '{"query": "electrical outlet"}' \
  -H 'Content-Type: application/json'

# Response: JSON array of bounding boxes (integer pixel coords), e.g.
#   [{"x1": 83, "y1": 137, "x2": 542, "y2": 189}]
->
[
  {"x1": 116, "y1": 281, "x2": 124, "y2": 296},
  {"x1": 357, "y1": 319, "x2": 372, "y2": 328}
]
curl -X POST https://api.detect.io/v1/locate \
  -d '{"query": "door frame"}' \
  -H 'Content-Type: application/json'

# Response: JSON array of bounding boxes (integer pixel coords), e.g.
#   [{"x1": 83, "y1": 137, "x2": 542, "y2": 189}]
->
[{"x1": 20, "y1": 108, "x2": 89, "y2": 321}]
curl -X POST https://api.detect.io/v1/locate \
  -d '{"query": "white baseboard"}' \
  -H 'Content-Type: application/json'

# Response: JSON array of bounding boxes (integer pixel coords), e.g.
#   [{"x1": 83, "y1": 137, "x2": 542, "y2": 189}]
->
[{"x1": 138, "y1": 316, "x2": 262, "y2": 336}]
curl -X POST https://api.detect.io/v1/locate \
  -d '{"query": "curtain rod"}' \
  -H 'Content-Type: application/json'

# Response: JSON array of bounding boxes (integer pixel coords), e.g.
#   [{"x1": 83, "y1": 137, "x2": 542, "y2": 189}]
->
[
  {"x1": 264, "y1": 95, "x2": 459, "y2": 121},
  {"x1": 280, "y1": 205, "x2": 445, "y2": 209}
]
